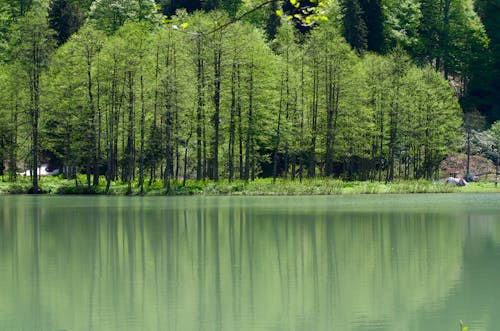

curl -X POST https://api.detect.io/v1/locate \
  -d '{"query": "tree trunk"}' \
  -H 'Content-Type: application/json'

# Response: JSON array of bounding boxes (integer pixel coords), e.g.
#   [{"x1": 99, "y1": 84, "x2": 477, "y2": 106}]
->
[
  {"x1": 30, "y1": 54, "x2": 41, "y2": 194},
  {"x1": 126, "y1": 71, "x2": 135, "y2": 195},
  {"x1": 325, "y1": 63, "x2": 334, "y2": 176},
  {"x1": 308, "y1": 61, "x2": 319, "y2": 178},
  {"x1": 87, "y1": 50, "x2": 99, "y2": 188},
  {"x1": 196, "y1": 35, "x2": 204, "y2": 180},
  {"x1": 164, "y1": 106, "x2": 173, "y2": 193},
  {"x1": 139, "y1": 71, "x2": 146, "y2": 194},
  {"x1": 211, "y1": 33, "x2": 222, "y2": 181},
  {"x1": 8, "y1": 103, "x2": 18, "y2": 181},
  {"x1": 237, "y1": 65, "x2": 244, "y2": 179},
  {"x1": 244, "y1": 62, "x2": 254, "y2": 181},
  {"x1": 273, "y1": 79, "x2": 283, "y2": 183},
  {"x1": 164, "y1": 47, "x2": 174, "y2": 192},
  {"x1": 228, "y1": 61, "x2": 237, "y2": 182},
  {"x1": 95, "y1": 53, "x2": 102, "y2": 187}
]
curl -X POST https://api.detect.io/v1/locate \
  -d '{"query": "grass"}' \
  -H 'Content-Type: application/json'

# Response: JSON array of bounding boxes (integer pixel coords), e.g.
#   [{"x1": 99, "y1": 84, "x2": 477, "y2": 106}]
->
[{"x1": 2, "y1": 175, "x2": 500, "y2": 196}]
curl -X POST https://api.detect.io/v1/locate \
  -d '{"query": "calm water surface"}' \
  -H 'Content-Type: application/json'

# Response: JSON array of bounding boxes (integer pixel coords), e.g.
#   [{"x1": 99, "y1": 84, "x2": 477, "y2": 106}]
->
[{"x1": 1, "y1": 194, "x2": 499, "y2": 331}]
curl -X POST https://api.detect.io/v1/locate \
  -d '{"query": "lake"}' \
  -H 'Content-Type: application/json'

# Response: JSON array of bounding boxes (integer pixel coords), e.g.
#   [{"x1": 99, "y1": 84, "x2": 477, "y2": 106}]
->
[{"x1": 1, "y1": 194, "x2": 499, "y2": 331}]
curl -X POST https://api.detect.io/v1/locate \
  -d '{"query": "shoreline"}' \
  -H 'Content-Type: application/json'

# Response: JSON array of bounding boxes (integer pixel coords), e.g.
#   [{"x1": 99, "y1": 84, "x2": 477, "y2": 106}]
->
[{"x1": 1, "y1": 177, "x2": 499, "y2": 196}]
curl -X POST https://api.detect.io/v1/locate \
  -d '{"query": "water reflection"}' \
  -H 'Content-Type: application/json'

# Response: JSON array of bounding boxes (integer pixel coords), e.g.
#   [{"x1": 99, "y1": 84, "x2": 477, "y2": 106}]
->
[{"x1": 0, "y1": 195, "x2": 499, "y2": 331}]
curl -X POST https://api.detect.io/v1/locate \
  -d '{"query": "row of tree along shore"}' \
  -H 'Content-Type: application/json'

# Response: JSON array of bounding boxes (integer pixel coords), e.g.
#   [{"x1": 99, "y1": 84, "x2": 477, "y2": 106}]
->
[{"x1": 0, "y1": 0, "x2": 493, "y2": 194}]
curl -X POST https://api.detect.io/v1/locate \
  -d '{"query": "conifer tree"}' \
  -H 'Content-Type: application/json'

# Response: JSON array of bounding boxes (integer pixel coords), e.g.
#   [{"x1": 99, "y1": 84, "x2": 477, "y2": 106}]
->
[
  {"x1": 359, "y1": 0, "x2": 383, "y2": 52},
  {"x1": 11, "y1": 5, "x2": 56, "y2": 193},
  {"x1": 48, "y1": 0, "x2": 85, "y2": 44},
  {"x1": 342, "y1": 0, "x2": 368, "y2": 51}
]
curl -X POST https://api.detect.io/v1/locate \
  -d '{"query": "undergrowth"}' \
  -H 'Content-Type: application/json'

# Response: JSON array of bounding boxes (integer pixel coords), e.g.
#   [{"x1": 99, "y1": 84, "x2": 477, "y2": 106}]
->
[{"x1": 1, "y1": 175, "x2": 498, "y2": 196}]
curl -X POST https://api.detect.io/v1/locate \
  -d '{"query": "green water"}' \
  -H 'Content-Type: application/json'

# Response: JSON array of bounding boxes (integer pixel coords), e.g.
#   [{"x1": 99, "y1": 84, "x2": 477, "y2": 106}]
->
[{"x1": 1, "y1": 194, "x2": 499, "y2": 331}]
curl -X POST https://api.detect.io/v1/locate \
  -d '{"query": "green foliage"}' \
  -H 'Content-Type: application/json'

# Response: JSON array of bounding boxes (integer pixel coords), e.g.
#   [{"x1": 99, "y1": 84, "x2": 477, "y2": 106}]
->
[
  {"x1": 382, "y1": 0, "x2": 421, "y2": 50},
  {"x1": 0, "y1": 3, "x2": 472, "y2": 189},
  {"x1": 87, "y1": 0, "x2": 159, "y2": 34}
]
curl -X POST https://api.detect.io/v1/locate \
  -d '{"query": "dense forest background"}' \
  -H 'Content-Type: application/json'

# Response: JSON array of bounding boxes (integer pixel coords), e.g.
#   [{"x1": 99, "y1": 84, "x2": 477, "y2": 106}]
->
[{"x1": 0, "y1": 0, "x2": 498, "y2": 193}]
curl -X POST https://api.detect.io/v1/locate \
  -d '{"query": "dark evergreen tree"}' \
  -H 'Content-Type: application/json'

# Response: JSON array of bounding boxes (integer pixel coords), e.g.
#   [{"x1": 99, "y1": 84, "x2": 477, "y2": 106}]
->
[
  {"x1": 359, "y1": 0, "x2": 383, "y2": 52},
  {"x1": 342, "y1": 0, "x2": 368, "y2": 51},
  {"x1": 416, "y1": 0, "x2": 440, "y2": 64},
  {"x1": 265, "y1": 0, "x2": 280, "y2": 40},
  {"x1": 469, "y1": 0, "x2": 500, "y2": 122},
  {"x1": 159, "y1": 0, "x2": 201, "y2": 16},
  {"x1": 49, "y1": 0, "x2": 85, "y2": 44}
]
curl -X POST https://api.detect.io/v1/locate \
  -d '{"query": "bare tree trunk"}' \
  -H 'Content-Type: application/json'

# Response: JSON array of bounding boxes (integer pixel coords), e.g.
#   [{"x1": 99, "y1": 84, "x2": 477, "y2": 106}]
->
[
  {"x1": 211, "y1": 32, "x2": 222, "y2": 181},
  {"x1": 148, "y1": 45, "x2": 161, "y2": 187},
  {"x1": 8, "y1": 102, "x2": 18, "y2": 181},
  {"x1": 164, "y1": 105, "x2": 173, "y2": 193},
  {"x1": 237, "y1": 65, "x2": 244, "y2": 179},
  {"x1": 126, "y1": 71, "x2": 135, "y2": 195},
  {"x1": 273, "y1": 79, "x2": 283, "y2": 183},
  {"x1": 139, "y1": 71, "x2": 146, "y2": 194},
  {"x1": 196, "y1": 35, "x2": 205, "y2": 180},
  {"x1": 308, "y1": 61, "x2": 319, "y2": 178},
  {"x1": 183, "y1": 131, "x2": 192, "y2": 187},
  {"x1": 244, "y1": 62, "x2": 254, "y2": 181},
  {"x1": 228, "y1": 61, "x2": 237, "y2": 182},
  {"x1": 86, "y1": 49, "x2": 99, "y2": 188},
  {"x1": 173, "y1": 47, "x2": 180, "y2": 181},
  {"x1": 95, "y1": 54, "x2": 102, "y2": 187},
  {"x1": 30, "y1": 56, "x2": 41, "y2": 194}
]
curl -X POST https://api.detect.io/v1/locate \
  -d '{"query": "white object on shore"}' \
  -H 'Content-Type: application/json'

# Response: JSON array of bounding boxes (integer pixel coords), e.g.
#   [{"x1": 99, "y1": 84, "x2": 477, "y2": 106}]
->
[
  {"x1": 445, "y1": 177, "x2": 468, "y2": 186},
  {"x1": 20, "y1": 164, "x2": 60, "y2": 176}
]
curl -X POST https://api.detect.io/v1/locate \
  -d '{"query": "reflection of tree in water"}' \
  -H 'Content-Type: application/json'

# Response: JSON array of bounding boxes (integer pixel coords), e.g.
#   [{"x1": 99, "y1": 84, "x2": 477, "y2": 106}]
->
[
  {"x1": 0, "y1": 196, "x2": 497, "y2": 331},
  {"x1": 322, "y1": 212, "x2": 465, "y2": 330},
  {"x1": 413, "y1": 213, "x2": 500, "y2": 331}
]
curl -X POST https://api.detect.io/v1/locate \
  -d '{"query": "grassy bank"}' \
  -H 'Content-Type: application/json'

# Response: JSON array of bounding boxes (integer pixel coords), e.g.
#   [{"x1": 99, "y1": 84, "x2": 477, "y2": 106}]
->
[{"x1": 2, "y1": 176, "x2": 500, "y2": 195}]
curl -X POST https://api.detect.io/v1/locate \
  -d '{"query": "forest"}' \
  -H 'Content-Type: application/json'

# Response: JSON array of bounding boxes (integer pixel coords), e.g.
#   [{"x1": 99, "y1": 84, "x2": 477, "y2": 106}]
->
[{"x1": 0, "y1": 0, "x2": 498, "y2": 194}]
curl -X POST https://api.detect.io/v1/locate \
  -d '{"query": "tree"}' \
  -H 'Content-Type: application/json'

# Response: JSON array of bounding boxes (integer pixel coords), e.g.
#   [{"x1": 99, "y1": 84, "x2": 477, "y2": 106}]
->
[
  {"x1": 362, "y1": 53, "x2": 390, "y2": 180},
  {"x1": 96, "y1": 29, "x2": 129, "y2": 190},
  {"x1": 382, "y1": 0, "x2": 421, "y2": 51},
  {"x1": 415, "y1": 0, "x2": 488, "y2": 80},
  {"x1": 80, "y1": 27, "x2": 106, "y2": 187},
  {"x1": 341, "y1": 0, "x2": 367, "y2": 51},
  {"x1": 11, "y1": 5, "x2": 56, "y2": 193},
  {"x1": 87, "y1": 0, "x2": 158, "y2": 34},
  {"x1": 44, "y1": 25, "x2": 106, "y2": 187},
  {"x1": 265, "y1": 0, "x2": 280, "y2": 40},
  {"x1": 0, "y1": 63, "x2": 26, "y2": 180},
  {"x1": 385, "y1": 47, "x2": 409, "y2": 181},
  {"x1": 359, "y1": 0, "x2": 383, "y2": 52},
  {"x1": 473, "y1": 0, "x2": 500, "y2": 122},
  {"x1": 400, "y1": 66, "x2": 461, "y2": 178},
  {"x1": 1, "y1": 0, "x2": 34, "y2": 18},
  {"x1": 272, "y1": 23, "x2": 301, "y2": 180},
  {"x1": 209, "y1": 14, "x2": 224, "y2": 181},
  {"x1": 48, "y1": 0, "x2": 86, "y2": 44}
]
